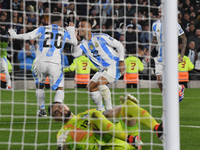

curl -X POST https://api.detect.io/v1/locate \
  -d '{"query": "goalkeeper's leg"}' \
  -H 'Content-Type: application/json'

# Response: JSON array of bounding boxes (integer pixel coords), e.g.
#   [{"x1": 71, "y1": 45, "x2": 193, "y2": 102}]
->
[
  {"x1": 90, "y1": 110, "x2": 143, "y2": 149},
  {"x1": 121, "y1": 99, "x2": 158, "y2": 131}
]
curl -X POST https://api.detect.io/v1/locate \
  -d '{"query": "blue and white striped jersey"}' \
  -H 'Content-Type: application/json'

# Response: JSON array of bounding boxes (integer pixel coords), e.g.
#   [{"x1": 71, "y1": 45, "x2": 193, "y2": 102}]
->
[
  {"x1": 72, "y1": 33, "x2": 125, "y2": 71},
  {"x1": 152, "y1": 20, "x2": 184, "y2": 62},
  {"x1": 9, "y1": 25, "x2": 77, "y2": 64}
]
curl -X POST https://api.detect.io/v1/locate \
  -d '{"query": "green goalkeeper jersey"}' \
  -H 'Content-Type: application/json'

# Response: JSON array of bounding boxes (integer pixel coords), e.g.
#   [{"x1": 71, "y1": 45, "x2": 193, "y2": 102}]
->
[
  {"x1": 57, "y1": 109, "x2": 136, "y2": 150},
  {"x1": 57, "y1": 109, "x2": 100, "y2": 150},
  {"x1": 0, "y1": 41, "x2": 8, "y2": 58}
]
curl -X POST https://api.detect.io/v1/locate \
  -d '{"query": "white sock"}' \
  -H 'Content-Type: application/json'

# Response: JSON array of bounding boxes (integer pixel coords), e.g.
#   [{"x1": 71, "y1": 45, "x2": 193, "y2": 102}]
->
[
  {"x1": 36, "y1": 89, "x2": 45, "y2": 109},
  {"x1": 90, "y1": 91, "x2": 105, "y2": 111},
  {"x1": 54, "y1": 90, "x2": 64, "y2": 103},
  {"x1": 98, "y1": 85, "x2": 112, "y2": 110},
  {"x1": 178, "y1": 84, "x2": 182, "y2": 91}
]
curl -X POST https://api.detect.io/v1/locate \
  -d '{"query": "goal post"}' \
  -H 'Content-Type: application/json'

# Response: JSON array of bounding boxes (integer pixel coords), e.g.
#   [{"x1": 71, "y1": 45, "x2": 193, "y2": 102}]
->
[{"x1": 163, "y1": 0, "x2": 180, "y2": 150}]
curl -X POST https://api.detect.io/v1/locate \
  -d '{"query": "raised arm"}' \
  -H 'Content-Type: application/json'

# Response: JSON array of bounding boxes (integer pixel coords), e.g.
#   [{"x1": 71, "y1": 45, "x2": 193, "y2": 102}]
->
[
  {"x1": 177, "y1": 23, "x2": 187, "y2": 63},
  {"x1": 65, "y1": 26, "x2": 78, "y2": 46},
  {"x1": 179, "y1": 33, "x2": 187, "y2": 63}
]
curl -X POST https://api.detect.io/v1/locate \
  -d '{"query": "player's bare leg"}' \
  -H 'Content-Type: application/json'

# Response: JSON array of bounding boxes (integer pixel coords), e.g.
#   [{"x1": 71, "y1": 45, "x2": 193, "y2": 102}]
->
[
  {"x1": 87, "y1": 81, "x2": 104, "y2": 111},
  {"x1": 157, "y1": 75, "x2": 162, "y2": 92}
]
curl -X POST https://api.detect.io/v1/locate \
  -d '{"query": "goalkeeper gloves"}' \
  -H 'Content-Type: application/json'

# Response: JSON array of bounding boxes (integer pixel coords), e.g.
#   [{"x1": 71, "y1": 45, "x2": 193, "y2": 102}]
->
[
  {"x1": 57, "y1": 130, "x2": 69, "y2": 148},
  {"x1": 127, "y1": 135, "x2": 143, "y2": 149},
  {"x1": 154, "y1": 122, "x2": 163, "y2": 142}
]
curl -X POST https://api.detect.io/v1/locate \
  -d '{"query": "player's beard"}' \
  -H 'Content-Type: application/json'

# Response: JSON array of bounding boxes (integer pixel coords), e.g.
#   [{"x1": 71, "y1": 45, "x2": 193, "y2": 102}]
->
[{"x1": 64, "y1": 111, "x2": 71, "y2": 122}]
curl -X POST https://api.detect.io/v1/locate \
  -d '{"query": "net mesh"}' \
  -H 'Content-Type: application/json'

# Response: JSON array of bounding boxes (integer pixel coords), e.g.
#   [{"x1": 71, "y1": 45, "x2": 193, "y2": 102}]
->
[{"x1": 0, "y1": 0, "x2": 164, "y2": 149}]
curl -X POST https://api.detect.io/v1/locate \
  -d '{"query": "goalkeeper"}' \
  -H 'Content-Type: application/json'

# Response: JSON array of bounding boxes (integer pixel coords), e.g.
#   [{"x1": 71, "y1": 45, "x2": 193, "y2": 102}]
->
[{"x1": 48, "y1": 94, "x2": 163, "y2": 150}]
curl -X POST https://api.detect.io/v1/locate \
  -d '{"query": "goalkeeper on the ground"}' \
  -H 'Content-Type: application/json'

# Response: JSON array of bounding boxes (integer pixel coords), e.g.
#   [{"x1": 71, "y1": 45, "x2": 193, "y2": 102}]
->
[{"x1": 48, "y1": 94, "x2": 163, "y2": 150}]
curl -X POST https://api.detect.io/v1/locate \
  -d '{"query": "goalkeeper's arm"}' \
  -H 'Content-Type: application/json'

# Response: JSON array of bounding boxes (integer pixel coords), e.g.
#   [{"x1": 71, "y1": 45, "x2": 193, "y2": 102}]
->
[{"x1": 57, "y1": 131, "x2": 69, "y2": 150}]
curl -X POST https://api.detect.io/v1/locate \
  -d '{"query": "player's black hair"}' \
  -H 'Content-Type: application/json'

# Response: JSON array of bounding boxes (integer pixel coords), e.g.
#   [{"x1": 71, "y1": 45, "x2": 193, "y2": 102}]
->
[
  {"x1": 48, "y1": 101, "x2": 61, "y2": 116},
  {"x1": 51, "y1": 12, "x2": 62, "y2": 23},
  {"x1": 79, "y1": 17, "x2": 93, "y2": 27}
]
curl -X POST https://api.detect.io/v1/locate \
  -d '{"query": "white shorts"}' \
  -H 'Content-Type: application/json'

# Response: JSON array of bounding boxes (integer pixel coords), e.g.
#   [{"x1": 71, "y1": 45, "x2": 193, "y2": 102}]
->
[
  {"x1": 154, "y1": 57, "x2": 163, "y2": 76},
  {"x1": 90, "y1": 62, "x2": 121, "y2": 83},
  {"x1": 0, "y1": 57, "x2": 11, "y2": 84},
  {"x1": 32, "y1": 61, "x2": 64, "y2": 90},
  {"x1": 0, "y1": 57, "x2": 7, "y2": 73}
]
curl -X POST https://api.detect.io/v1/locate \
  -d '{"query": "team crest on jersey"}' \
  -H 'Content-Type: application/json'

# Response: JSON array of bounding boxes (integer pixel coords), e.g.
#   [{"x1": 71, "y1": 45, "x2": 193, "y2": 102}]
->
[
  {"x1": 157, "y1": 29, "x2": 160, "y2": 32},
  {"x1": 90, "y1": 44, "x2": 94, "y2": 50},
  {"x1": 95, "y1": 42, "x2": 99, "y2": 47}
]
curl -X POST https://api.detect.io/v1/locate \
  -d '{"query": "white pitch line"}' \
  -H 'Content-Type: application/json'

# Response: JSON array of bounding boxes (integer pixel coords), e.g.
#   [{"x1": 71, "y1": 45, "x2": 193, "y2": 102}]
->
[
  {"x1": 180, "y1": 125, "x2": 200, "y2": 128},
  {"x1": 0, "y1": 121, "x2": 200, "y2": 129}
]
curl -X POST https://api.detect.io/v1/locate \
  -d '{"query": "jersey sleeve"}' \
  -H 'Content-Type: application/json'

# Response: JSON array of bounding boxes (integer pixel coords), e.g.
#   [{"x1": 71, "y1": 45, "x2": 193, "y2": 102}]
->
[
  {"x1": 65, "y1": 27, "x2": 78, "y2": 46},
  {"x1": 72, "y1": 43, "x2": 84, "y2": 58},
  {"x1": 8, "y1": 27, "x2": 42, "y2": 40},
  {"x1": 89, "y1": 59, "x2": 99, "y2": 71},
  {"x1": 152, "y1": 23, "x2": 156, "y2": 37},
  {"x1": 177, "y1": 23, "x2": 184, "y2": 36},
  {"x1": 101, "y1": 34, "x2": 125, "y2": 61}
]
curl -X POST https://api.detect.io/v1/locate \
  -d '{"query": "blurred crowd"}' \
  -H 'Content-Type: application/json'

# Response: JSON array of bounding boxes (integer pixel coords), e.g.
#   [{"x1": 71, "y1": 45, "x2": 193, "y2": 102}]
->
[{"x1": 1, "y1": 0, "x2": 200, "y2": 81}]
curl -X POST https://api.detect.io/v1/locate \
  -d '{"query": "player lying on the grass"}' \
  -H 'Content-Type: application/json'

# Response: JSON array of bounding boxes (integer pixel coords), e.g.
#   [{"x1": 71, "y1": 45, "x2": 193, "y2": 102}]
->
[
  {"x1": 8, "y1": 12, "x2": 77, "y2": 117},
  {"x1": 48, "y1": 94, "x2": 163, "y2": 150}
]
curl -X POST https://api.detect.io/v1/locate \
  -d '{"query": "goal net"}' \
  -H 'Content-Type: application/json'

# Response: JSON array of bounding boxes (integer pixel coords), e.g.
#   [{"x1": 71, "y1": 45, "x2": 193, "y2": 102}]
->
[{"x1": 0, "y1": 0, "x2": 174, "y2": 149}]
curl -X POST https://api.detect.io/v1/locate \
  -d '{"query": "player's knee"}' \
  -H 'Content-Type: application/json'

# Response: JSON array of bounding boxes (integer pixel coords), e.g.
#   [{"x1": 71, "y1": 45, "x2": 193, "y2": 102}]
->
[
  {"x1": 156, "y1": 75, "x2": 162, "y2": 81},
  {"x1": 56, "y1": 87, "x2": 63, "y2": 90},
  {"x1": 36, "y1": 84, "x2": 44, "y2": 89},
  {"x1": 86, "y1": 82, "x2": 98, "y2": 92}
]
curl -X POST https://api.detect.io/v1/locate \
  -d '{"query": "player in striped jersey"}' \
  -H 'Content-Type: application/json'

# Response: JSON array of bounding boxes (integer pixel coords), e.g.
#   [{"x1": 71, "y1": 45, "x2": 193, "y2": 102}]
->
[
  {"x1": 48, "y1": 94, "x2": 163, "y2": 150},
  {"x1": 72, "y1": 18, "x2": 126, "y2": 111},
  {"x1": 150, "y1": 5, "x2": 187, "y2": 102},
  {"x1": 8, "y1": 12, "x2": 77, "y2": 117}
]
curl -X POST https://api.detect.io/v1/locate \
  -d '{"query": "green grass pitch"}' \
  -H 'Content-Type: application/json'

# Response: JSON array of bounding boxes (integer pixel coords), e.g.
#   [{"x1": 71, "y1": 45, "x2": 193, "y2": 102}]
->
[{"x1": 0, "y1": 88, "x2": 200, "y2": 150}]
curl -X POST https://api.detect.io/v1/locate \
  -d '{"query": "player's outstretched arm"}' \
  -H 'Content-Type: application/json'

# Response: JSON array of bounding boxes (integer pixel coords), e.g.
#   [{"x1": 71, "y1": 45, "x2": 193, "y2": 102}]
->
[{"x1": 8, "y1": 28, "x2": 41, "y2": 40}]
